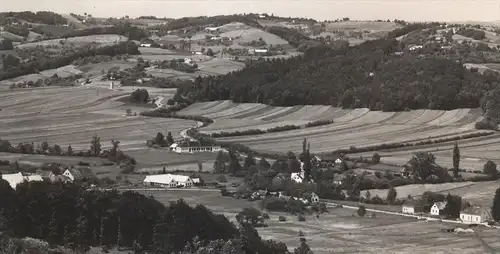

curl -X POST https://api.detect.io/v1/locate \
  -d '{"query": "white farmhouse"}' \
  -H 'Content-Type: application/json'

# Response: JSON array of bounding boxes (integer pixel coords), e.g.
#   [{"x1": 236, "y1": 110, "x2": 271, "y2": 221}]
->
[
  {"x1": 140, "y1": 43, "x2": 152, "y2": 47},
  {"x1": 401, "y1": 201, "x2": 422, "y2": 214},
  {"x1": 143, "y1": 174, "x2": 194, "y2": 188},
  {"x1": 430, "y1": 201, "x2": 447, "y2": 216},
  {"x1": 460, "y1": 206, "x2": 491, "y2": 224}
]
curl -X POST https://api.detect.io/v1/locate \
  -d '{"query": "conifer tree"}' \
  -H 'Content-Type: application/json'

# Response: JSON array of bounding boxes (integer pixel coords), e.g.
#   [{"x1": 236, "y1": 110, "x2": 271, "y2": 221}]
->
[
  {"x1": 492, "y1": 188, "x2": 500, "y2": 221},
  {"x1": 453, "y1": 142, "x2": 460, "y2": 177}
]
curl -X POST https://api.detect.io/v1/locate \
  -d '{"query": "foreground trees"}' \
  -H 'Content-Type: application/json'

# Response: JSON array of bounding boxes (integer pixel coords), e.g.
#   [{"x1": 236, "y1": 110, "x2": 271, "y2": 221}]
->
[{"x1": 0, "y1": 181, "x2": 288, "y2": 252}]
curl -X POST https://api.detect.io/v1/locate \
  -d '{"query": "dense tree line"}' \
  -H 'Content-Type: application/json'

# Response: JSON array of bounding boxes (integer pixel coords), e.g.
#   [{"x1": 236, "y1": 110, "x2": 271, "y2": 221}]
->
[
  {"x1": 387, "y1": 22, "x2": 441, "y2": 39},
  {"x1": 0, "y1": 181, "x2": 283, "y2": 252},
  {"x1": 0, "y1": 41, "x2": 140, "y2": 81},
  {"x1": 0, "y1": 11, "x2": 67, "y2": 25},
  {"x1": 177, "y1": 38, "x2": 500, "y2": 111},
  {"x1": 165, "y1": 15, "x2": 263, "y2": 31},
  {"x1": 456, "y1": 28, "x2": 486, "y2": 40}
]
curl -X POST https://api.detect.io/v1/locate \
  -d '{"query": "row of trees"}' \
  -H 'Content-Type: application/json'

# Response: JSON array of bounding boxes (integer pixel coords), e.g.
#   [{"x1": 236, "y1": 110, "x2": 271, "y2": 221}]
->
[{"x1": 175, "y1": 38, "x2": 500, "y2": 112}]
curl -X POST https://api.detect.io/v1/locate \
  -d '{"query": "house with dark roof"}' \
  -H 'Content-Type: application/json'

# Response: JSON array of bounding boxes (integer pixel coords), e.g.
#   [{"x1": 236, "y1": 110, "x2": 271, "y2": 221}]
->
[
  {"x1": 460, "y1": 206, "x2": 491, "y2": 224},
  {"x1": 63, "y1": 167, "x2": 97, "y2": 181}
]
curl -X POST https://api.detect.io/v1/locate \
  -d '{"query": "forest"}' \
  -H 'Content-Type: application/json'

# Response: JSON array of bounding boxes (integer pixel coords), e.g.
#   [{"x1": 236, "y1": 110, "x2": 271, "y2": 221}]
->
[
  {"x1": 0, "y1": 180, "x2": 289, "y2": 253},
  {"x1": 176, "y1": 38, "x2": 500, "y2": 111}
]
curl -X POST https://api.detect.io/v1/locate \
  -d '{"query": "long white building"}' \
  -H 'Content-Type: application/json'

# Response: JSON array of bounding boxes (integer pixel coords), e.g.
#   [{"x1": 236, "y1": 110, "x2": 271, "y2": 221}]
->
[
  {"x1": 143, "y1": 174, "x2": 194, "y2": 188},
  {"x1": 170, "y1": 143, "x2": 222, "y2": 154}
]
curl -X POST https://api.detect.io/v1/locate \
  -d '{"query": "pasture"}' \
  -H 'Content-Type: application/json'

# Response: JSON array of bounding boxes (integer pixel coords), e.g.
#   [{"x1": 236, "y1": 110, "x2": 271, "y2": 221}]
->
[
  {"x1": 178, "y1": 101, "x2": 491, "y2": 170},
  {"x1": 139, "y1": 189, "x2": 500, "y2": 253}
]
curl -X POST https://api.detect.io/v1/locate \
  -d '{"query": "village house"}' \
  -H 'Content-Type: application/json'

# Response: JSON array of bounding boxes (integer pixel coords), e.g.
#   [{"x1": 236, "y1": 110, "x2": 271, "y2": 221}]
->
[
  {"x1": 291, "y1": 172, "x2": 304, "y2": 183},
  {"x1": 63, "y1": 167, "x2": 97, "y2": 181},
  {"x1": 401, "y1": 200, "x2": 423, "y2": 214},
  {"x1": 430, "y1": 201, "x2": 447, "y2": 216},
  {"x1": 36, "y1": 169, "x2": 56, "y2": 182},
  {"x1": 140, "y1": 43, "x2": 152, "y2": 47},
  {"x1": 460, "y1": 206, "x2": 491, "y2": 224},
  {"x1": 143, "y1": 174, "x2": 194, "y2": 188},
  {"x1": 332, "y1": 174, "x2": 346, "y2": 185}
]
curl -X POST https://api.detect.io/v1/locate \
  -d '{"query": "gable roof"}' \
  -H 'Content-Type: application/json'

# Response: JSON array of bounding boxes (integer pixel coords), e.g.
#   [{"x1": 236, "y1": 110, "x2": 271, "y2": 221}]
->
[
  {"x1": 2, "y1": 172, "x2": 43, "y2": 189},
  {"x1": 402, "y1": 200, "x2": 421, "y2": 208},
  {"x1": 144, "y1": 174, "x2": 192, "y2": 185},
  {"x1": 2, "y1": 172, "x2": 25, "y2": 189},
  {"x1": 67, "y1": 167, "x2": 96, "y2": 180},
  {"x1": 461, "y1": 206, "x2": 489, "y2": 216},
  {"x1": 433, "y1": 201, "x2": 447, "y2": 210},
  {"x1": 36, "y1": 170, "x2": 54, "y2": 178},
  {"x1": 25, "y1": 175, "x2": 43, "y2": 182}
]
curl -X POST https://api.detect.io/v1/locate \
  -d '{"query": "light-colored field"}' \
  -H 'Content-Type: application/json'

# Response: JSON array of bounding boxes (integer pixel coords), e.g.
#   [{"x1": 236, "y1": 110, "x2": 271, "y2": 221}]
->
[
  {"x1": 361, "y1": 182, "x2": 476, "y2": 201},
  {"x1": 0, "y1": 65, "x2": 83, "y2": 86},
  {"x1": 178, "y1": 101, "x2": 492, "y2": 170},
  {"x1": 15, "y1": 34, "x2": 128, "y2": 49},
  {"x1": 77, "y1": 60, "x2": 135, "y2": 77},
  {"x1": 0, "y1": 86, "x2": 195, "y2": 157},
  {"x1": 324, "y1": 21, "x2": 402, "y2": 32},
  {"x1": 140, "y1": 189, "x2": 500, "y2": 254}
]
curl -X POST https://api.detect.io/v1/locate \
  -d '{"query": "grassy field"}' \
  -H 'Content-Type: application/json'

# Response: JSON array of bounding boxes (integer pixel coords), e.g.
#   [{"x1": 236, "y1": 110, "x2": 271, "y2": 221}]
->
[
  {"x1": 0, "y1": 86, "x2": 193, "y2": 154},
  {"x1": 178, "y1": 101, "x2": 491, "y2": 170},
  {"x1": 138, "y1": 189, "x2": 500, "y2": 253}
]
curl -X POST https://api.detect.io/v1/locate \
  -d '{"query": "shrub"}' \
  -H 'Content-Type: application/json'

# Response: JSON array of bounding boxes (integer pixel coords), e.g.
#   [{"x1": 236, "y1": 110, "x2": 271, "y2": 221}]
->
[
  {"x1": 297, "y1": 214, "x2": 306, "y2": 221},
  {"x1": 475, "y1": 119, "x2": 499, "y2": 130},
  {"x1": 305, "y1": 120, "x2": 334, "y2": 127},
  {"x1": 357, "y1": 205, "x2": 367, "y2": 217},
  {"x1": 278, "y1": 215, "x2": 287, "y2": 221},
  {"x1": 262, "y1": 213, "x2": 270, "y2": 219},
  {"x1": 77, "y1": 161, "x2": 90, "y2": 166}
]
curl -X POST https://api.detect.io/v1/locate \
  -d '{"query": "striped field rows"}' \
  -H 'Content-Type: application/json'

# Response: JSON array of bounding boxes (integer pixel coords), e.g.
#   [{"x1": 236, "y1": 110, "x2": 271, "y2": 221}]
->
[{"x1": 178, "y1": 101, "x2": 493, "y2": 170}]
